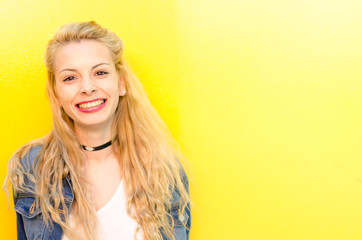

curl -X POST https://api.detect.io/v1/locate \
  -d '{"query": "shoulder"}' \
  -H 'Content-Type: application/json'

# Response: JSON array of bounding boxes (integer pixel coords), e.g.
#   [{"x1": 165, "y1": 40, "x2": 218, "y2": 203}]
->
[
  {"x1": 169, "y1": 164, "x2": 190, "y2": 213},
  {"x1": 10, "y1": 144, "x2": 43, "y2": 197},
  {"x1": 174, "y1": 163, "x2": 190, "y2": 196},
  {"x1": 17, "y1": 144, "x2": 42, "y2": 173},
  {"x1": 180, "y1": 165, "x2": 189, "y2": 192}
]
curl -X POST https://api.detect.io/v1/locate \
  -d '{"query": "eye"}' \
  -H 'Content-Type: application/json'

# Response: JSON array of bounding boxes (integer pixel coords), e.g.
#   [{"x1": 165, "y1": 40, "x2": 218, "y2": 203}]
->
[
  {"x1": 96, "y1": 71, "x2": 108, "y2": 76},
  {"x1": 63, "y1": 76, "x2": 75, "y2": 82}
]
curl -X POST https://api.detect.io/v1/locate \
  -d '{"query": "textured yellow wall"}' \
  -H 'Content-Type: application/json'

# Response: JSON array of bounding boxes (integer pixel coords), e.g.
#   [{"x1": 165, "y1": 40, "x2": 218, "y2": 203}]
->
[{"x1": 1, "y1": 0, "x2": 362, "y2": 239}]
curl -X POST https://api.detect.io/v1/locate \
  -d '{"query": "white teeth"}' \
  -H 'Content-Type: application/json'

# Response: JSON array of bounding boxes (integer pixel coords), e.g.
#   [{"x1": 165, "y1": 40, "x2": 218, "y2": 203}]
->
[{"x1": 78, "y1": 100, "x2": 105, "y2": 109}]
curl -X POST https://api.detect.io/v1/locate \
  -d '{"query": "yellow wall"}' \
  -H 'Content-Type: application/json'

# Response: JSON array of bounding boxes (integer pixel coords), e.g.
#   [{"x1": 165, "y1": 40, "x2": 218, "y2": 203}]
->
[{"x1": 1, "y1": 0, "x2": 362, "y2": 239}]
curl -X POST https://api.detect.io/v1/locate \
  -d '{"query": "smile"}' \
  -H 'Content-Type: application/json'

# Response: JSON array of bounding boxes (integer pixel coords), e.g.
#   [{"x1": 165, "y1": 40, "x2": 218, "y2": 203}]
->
[
  {"x1": 77, "y1": 99, "x2": 105, "y2": 109},
  {"x1": 75, "y1": 99, "x2": 107, "y2": 113}
]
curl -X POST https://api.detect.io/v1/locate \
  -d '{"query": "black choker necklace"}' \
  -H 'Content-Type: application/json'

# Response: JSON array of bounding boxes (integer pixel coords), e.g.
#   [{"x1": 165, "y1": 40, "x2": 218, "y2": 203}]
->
[{"x1": 81, "y1": 140, "x2": 112, "y2": 152}]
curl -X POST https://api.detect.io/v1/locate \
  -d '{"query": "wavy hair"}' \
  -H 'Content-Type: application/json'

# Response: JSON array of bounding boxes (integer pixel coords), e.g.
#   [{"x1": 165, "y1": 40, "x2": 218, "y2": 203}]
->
[{"x1": 4, "y1": 21, "x2": 189, "y2": 240}]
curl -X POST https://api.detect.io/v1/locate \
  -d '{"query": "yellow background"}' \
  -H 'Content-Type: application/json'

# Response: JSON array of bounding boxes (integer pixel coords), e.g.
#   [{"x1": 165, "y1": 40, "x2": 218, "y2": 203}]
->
[{"x1": 1, "y1": 0, "x2": 362, "y2": 239}]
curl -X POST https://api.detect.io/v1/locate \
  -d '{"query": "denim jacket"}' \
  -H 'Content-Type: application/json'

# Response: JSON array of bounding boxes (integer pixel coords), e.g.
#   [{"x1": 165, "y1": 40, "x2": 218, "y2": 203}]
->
[{"x1": 13, "y1": 146, "x2": 191, "y2": 240}]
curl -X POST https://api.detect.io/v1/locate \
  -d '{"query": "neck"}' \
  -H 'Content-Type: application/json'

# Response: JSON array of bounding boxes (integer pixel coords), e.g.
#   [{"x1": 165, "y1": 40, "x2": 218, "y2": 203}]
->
[{"x1": 75, "y1": 124, "x2": 115, "y2": 162}]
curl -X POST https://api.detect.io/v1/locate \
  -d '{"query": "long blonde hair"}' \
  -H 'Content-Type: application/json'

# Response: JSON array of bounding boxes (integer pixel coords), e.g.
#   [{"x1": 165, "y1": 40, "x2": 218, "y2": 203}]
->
[{"x1": 4, "y1": 21, "x2": 189, "y2": 240}]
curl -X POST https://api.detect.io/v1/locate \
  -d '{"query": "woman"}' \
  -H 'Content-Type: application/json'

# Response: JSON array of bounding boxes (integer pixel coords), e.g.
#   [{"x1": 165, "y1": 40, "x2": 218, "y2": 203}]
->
[{"x1": 4, "y1": 21, "x2": 190, "y2": 240}]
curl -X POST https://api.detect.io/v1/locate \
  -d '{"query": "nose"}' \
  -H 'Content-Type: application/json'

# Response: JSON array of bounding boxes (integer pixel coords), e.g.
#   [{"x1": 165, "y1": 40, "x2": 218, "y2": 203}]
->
[{"x1": 80, "y1": 76, "x2": 97, "y2": 95}]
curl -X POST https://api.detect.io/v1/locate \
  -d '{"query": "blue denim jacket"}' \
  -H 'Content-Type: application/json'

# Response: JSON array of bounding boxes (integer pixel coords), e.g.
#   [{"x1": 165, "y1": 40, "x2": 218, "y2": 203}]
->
[{"x1": 13, "y1": 146, "x2": 191, "y2": 240}]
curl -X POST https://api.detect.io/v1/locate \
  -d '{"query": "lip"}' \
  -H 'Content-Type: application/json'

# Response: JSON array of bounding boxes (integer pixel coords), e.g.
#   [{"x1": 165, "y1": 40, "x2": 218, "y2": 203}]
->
[{"x1": 75, "y1": 98, "x2": 107, "y2": 113}]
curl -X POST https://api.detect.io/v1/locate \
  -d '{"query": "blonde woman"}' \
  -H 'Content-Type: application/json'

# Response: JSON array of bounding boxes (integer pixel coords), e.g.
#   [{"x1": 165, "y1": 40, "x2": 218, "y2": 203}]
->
[{"x1": 4, "y1": 21, "x2": 190, "y2": 240}]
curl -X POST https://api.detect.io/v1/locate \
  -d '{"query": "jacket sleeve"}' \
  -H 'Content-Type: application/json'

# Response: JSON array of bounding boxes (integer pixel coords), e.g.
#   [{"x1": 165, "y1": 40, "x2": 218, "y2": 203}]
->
[
  {"x1": 184, "y1": 173, "x2": 191, "y2": 239},
  {"x1": 12, "y1": 146, "x2": 42, "y2": 240},
  {"x1": 16, "y1": 211, "x2": 27, "y2": 240},
  {"x1": 169, "y1": 168, "x2": 191, "y2": 240},
  {"x1": 13, "y1": 190, "x2": 27, "y2": 240},
  {"x1": 180, "y1": 169, "x2": 191, "y2": 240}
]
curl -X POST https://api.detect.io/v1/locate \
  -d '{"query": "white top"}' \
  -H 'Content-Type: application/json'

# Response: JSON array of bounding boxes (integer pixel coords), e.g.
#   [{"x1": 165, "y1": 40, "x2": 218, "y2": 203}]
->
[{"x1": 62, "y1": 180, "x2": 142, "y2": 240}]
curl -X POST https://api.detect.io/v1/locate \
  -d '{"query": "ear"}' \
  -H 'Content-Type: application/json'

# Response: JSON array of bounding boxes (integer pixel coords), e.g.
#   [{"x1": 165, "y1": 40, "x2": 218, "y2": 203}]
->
[{"x1": 119, "y1": 75, "x2": 126, "y2": 96}]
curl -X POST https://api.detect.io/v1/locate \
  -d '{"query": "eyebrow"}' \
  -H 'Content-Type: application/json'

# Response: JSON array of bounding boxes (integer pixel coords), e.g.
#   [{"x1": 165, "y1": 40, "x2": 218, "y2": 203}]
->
[{"x1": 59, "y1": 63, "x2": 110, "y2": 74}]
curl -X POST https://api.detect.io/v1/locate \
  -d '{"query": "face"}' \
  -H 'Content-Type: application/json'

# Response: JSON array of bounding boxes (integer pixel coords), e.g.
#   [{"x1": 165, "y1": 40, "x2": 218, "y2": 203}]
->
[{"x1": 54, "y1": 39, "x2": 125, "y2": 130}]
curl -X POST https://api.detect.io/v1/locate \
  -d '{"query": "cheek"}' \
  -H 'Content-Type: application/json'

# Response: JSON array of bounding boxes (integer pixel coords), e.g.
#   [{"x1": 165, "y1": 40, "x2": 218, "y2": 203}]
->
[
  {"x1": 56, "y1": 86, "x2": 75, "y2": 108},
  {"x1": 105, "y1": 82, "x2": 121, "y2": 97}
]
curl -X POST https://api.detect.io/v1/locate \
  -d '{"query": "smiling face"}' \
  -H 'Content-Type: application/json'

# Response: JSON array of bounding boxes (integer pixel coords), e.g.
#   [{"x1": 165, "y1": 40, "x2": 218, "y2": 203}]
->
[{"x1": 54, "y1": 40, "x2": 125, "y2": 131}]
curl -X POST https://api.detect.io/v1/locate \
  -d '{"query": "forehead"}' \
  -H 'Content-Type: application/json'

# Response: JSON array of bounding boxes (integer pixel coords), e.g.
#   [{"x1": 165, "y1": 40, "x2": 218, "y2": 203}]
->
[{"x1": 54, "y1": 39, "x2": 114, "y2": 72}]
